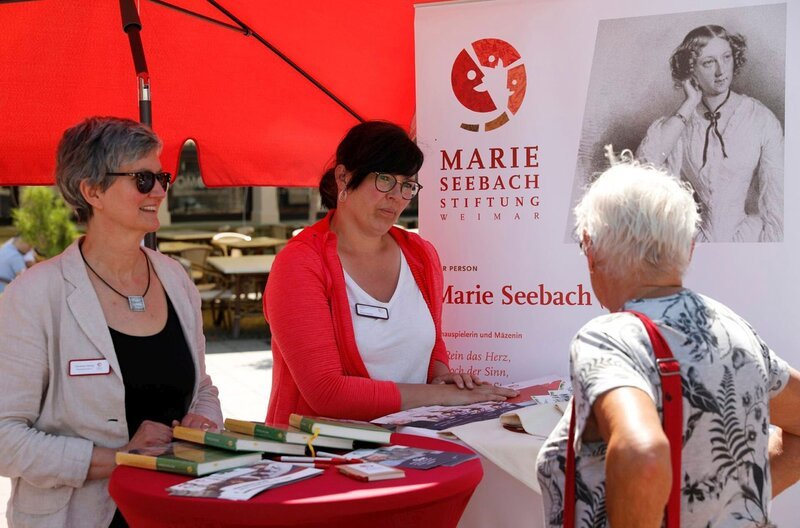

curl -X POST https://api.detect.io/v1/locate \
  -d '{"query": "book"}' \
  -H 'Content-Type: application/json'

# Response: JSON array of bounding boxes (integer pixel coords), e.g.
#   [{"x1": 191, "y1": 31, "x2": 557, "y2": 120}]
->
[
  {"x1": 338, "y1": 462, "x2": 405, "y2": 482},
  {"x1": 373, "y1": 401, "x2": 530, "y2": 431},
  {"x1": 173, "y1": 426, "x2": 306, "y2": 455},
  {"x1": 345, "y1": 445, "x2": 477, "y2": 470},
  {"x1": 224, "y1": 418, "x2": 355, "y2": 450},
  {"x1": 289, "y1": 414, "x2": 392, "y2": 444},
  {"x1": 115, "y1": 441, "x2": 262, "y2": 476},
  {"x1": 499, "y1": 403, "x2": 565, "y2": 438},
  {"x1": 167, "y1": 461, "x2": 323, "y2": 500},
  {"x1": 502, "y1": 376, "x2": 569, "y2": 404}
]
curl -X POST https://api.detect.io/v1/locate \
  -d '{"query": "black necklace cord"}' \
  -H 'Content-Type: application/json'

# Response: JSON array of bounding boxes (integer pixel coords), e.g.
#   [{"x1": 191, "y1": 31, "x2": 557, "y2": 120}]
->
[
  {"x1": 701, "y1": 89, "x2": 731, "y2": 168},
  {"x1": 79, "y1": 242, "x2": 152, "y2": 302}
]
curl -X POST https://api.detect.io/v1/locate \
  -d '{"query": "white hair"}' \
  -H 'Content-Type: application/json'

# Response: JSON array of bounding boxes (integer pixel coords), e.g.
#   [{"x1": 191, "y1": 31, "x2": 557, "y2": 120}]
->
[{"x1": 574, "y1": 154, "x2": 700, "y2": 280}]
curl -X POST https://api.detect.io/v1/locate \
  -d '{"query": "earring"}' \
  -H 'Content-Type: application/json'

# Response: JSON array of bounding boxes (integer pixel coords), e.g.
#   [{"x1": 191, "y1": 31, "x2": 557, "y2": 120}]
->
[{"x1": 338, "y1": 189, "x2": 348, "y2": 202}]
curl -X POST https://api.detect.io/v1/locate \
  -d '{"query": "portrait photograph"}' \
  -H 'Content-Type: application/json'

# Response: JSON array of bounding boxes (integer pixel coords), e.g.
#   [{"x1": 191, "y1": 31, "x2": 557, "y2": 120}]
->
[{"x1": 566, "y1": 3, "x2": 786, "y2": 243}]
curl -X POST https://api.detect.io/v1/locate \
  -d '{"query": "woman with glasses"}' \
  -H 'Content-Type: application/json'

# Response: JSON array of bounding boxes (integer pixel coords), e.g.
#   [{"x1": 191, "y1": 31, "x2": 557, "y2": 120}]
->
[
  {"x1": 0, "y1": 116, "x2": 222, "y2": 527},
  {"x1": 264, "y1": 121, "x2": 516, "y2": 425}
]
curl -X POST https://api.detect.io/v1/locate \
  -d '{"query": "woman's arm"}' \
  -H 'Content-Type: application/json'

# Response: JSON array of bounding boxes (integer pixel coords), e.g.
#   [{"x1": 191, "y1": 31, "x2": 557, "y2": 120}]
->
[
  {"x1": 636, "y1": 79, "x2": 701, "y2": 166},
  {"x1": 185, "y1": 268, "x2": 223, "y2": 427},
  {"x1": 266, "y1": 244, "x2": 517, "y2": 420},
  {"x1": 0, "y1": 279, "x2": 94, "y2": 489},
  {"x1": 87, "y1": 420, "x2": 175, "y2": 480},
  {"x1": 755, "y1": 107, "x2": 784, "y2": 241},
  {"x1": 593, "y1": 387, "x2": 672, "y2": 528},
  {"x1": 397, "y1": 381, "x2": 516, "y2": 410},
  {"x1": 769, "y1": 367, "x2": 800, "y2": 495},
  {"x1": 266, "y1": 244, "x2": 403, "y2": 420}
]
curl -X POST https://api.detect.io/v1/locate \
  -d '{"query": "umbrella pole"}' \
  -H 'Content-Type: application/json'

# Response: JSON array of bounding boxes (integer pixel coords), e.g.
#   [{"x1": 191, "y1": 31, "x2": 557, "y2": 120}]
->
[{"x1": 120, "y1": 0, "x2": 157, "y2": 250}]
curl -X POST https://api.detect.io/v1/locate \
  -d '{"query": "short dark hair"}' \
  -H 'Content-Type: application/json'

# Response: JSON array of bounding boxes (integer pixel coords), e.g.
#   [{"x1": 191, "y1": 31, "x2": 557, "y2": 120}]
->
[
  {"x1": 55, "y1": 116, "x2": 161, "y2": 222},
  {"x1": 670, "y1": 25, "x2": 747, "y2": 87},
  {"x1": 319, "y1": 121, "x2": 423, "y2": 209}
]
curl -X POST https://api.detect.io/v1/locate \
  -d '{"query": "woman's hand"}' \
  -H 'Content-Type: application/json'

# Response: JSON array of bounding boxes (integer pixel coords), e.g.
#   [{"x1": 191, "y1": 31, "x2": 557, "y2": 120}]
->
[
  {"x1": 174, "y1": 413, "x2": 219, "y2": 432},
  {"x1": 399, "y1": 381, "x2": 519, "y2": 409},
  {"x1": 89, "y1": 420, "x2": 174, "y2": 480},
  {"x1": 431, "y1": 371, "x2": 483, "y2": 389},
  {"x1": 681, "y1": 78, "x2": 702, "y2": 109},
  {"x1": 124, "y1": 420, "x2": 174, "y2": 451},
  {"x1": 437, "y1": 383, "x2": 519, "y2": 406}
]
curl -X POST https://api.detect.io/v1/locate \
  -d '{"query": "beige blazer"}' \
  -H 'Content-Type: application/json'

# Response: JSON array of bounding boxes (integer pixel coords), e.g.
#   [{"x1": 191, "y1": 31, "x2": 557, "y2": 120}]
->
[{"x1": 0, "y1": 240, "x2": 223, "y2": 528}]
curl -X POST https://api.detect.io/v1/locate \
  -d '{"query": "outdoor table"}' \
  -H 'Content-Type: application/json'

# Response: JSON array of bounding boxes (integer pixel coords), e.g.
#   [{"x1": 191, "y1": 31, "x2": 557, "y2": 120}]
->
[
  {"x1": 157, "y1": 230, "x2": 219, "y2": 242},
  {"x1": 206, "y1": 255, "x2": 275, "y2": 338},
  {"x1": 157, "y1": 241, "x2": 212, "y2": 255},
  {"x1": 109, "y1": 433, "x2": 482, "y2": 528},
  {"x1": 211, "y1": 236, "x2": 287, "y2": 255}
]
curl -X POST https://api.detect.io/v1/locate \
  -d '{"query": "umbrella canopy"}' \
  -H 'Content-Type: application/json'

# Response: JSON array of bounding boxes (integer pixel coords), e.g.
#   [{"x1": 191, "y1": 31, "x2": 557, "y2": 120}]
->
[{"x1": 0, "y1": 0, "x2": 440, "y2": 187}]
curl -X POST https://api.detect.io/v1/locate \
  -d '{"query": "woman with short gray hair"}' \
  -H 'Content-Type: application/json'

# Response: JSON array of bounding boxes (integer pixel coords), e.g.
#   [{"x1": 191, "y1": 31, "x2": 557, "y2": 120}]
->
[
  {"x1": 536, "y1": 156, "x2": 800, "y2": 527},
  {"x1": 0, "y1": 116, "x2": 222, "y2": 527}
]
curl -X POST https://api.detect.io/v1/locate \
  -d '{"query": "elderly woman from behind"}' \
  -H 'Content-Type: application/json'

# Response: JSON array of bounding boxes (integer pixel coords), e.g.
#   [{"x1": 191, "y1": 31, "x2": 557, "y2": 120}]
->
[
  {"x1": 264, "y1": 120, "x2": 516, "y2": 425},
  {"x1": 536, "y1": 157, "x2": 800, "y2": 527},
  {"x1": 0, "y1": 116, "x2": 222, "y2": 527}
]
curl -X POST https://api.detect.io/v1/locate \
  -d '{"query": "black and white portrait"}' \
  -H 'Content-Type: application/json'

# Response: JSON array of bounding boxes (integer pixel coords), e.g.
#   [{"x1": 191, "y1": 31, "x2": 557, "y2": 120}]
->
[{"x1": 568, "y1": 4, "x2": 786, "y2": 243}]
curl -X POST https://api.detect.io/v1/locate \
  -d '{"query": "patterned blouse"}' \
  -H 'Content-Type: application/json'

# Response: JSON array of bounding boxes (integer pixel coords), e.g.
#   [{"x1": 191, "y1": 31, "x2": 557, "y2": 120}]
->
[{"x1": 536, "y1": 289, "x2": 789, "y2": 527}]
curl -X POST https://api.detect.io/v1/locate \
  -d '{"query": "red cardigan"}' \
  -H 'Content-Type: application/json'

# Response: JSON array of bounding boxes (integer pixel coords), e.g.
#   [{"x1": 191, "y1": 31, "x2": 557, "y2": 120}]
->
[{"x1": 263, "y1": 212, "x2": 449, "y2": 425}]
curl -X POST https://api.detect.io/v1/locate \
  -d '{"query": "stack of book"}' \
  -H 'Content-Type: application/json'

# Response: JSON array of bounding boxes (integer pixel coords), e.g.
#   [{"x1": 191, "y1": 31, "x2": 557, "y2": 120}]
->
[
  {"x1": 115, "y1": 441, "x2": 263, "y2": 476},
  {"x1": 116, "y1": 416, "x2": 394, "y2": 477},
  {"x1": 114, "y1": 418, "x2": 402, "y2": 499},
  {"x1": 223, "y1": 418, "x2": 358, "y2": 450},
  {"x1": 288, "y1": 414, "x2": 393, "y2": 444}
]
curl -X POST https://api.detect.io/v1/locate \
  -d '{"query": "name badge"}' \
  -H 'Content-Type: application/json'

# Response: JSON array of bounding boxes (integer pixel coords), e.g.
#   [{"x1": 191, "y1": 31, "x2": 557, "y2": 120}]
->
[
  {"x1": 69, "y1": 359, "x2": 111, "y2": 376},
  {"x1": 355, "y1": 303, "x2": 389, "y2": 320}
]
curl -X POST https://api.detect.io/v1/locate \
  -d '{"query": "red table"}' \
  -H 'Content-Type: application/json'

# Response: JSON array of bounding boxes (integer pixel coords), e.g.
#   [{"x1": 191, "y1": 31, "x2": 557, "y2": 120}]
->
[{"x1": 109, "y1": 433, "x2": 482, "y2": 528}]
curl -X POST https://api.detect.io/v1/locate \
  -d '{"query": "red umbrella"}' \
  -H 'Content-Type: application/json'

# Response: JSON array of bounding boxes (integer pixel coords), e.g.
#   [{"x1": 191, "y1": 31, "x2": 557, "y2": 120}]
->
[{"x1": 0, "y1": 0, "x2": 439, "y2": 187}]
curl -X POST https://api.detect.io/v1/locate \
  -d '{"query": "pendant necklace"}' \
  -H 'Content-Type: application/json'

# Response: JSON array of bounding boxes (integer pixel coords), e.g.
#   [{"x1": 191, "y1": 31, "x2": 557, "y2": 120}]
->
[{"x1": 79, "y1": 243, "x2": 151, "y2": 312}]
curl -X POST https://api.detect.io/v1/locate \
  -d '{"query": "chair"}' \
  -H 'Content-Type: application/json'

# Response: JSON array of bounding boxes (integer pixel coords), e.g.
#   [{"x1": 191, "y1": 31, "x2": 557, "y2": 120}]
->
[
  {"x1": 179, "y1": 245, "x2": 215, "y2": 284},
  {"x1": 211, "y1": 232, "x2": 251, "y2": 257},
  {"x1": 199, "y1": 280, "x2": 236, "y2": 329},
  {"x1": 169, "y1": 255, "x2": 193, "y2": 279}
]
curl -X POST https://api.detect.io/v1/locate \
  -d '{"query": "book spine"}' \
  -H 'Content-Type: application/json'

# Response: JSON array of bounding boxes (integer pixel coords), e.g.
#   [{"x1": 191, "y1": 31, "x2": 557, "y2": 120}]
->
[
  {"x1": 223, "y1": 419, "x2": 256, "y2": 436},
  {"x1": 155, "y1": 458, "x2": 198, "y2": 476},
  {"x1": 202, "y1": 431, "x2": 237, "y2": 450},
  {"x1": 225, "y1": 419, "x2": 287, "y2": 443},
  {"x1": 176, "y1": 426, "x2": 236, "y2": 450},
  {"x1": 252, "y1": 424, "x2": 287, "y2": 442},
  {"x1": 289, "y1": 414, "x2": 315, "y2": 435},
  {"x1": 115, "y1": 452, "x2": 158, "y2": 471}
]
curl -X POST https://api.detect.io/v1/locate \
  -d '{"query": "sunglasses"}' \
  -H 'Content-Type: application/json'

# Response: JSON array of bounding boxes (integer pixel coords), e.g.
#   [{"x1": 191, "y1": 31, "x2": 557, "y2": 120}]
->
[{"x1": 106, "y1": 171, "x2": 173, "y2": 193}]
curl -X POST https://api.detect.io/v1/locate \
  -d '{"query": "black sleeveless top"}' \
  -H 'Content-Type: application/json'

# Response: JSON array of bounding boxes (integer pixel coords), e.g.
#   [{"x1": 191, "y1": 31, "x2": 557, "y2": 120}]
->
[
  {"x1": 109, "y1": 296, "x2": 196, "y2": 438},
  {"x1": 108, "y1": 296, "x2": 195, "y2": 527}
]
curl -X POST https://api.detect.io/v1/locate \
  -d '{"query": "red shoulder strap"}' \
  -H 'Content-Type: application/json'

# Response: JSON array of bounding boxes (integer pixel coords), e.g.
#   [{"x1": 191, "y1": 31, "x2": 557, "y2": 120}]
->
[{"x1": 564, "y1": 311, "x2": 682, "y2": 528}]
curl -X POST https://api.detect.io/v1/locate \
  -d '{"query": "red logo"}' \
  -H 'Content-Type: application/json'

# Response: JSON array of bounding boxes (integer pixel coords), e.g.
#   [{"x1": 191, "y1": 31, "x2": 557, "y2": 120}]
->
[{"x1": 451, "y1": 38, "x2": 526, "y2": 132}]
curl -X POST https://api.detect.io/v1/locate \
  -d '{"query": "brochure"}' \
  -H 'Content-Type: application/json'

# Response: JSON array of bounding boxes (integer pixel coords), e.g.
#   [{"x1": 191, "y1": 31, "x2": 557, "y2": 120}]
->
[
  {"x1": 344, "y1": 445, "x2": 477, "y2": 470},
  {"x1": 166, "y1": 461, "x2": 323, "y2": 501},
  {"x1": 372, "y1": 377, "x2": 571, "y2": 431}
]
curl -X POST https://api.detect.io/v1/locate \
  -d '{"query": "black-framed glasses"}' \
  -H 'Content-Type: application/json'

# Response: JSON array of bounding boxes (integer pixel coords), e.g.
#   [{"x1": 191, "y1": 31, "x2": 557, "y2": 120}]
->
[
  {"x1": 106, "y1": 171, "x2": 173, "y2": 194},
  {"x1": 374, "y1": 172, "x2": 422, "y2": 200}
]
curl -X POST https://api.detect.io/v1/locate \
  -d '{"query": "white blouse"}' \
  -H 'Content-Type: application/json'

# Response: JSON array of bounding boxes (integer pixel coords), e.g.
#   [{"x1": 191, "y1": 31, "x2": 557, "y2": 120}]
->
[{"x1": 343, "y1": 252, "x2": 435, "y2": 383}]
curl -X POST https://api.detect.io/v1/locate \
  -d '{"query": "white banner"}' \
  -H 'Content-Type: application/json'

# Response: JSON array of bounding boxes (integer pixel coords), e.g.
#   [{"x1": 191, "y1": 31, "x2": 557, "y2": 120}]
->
[{"x1": 415, "y1": 0, "x2": 798, "y2": 389}]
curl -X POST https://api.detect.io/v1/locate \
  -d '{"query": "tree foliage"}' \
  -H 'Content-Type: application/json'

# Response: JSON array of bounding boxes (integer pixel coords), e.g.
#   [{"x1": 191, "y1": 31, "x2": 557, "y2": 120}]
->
[{"x1": 12, "y1": 187, "x2": 78, "y2": 258}]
